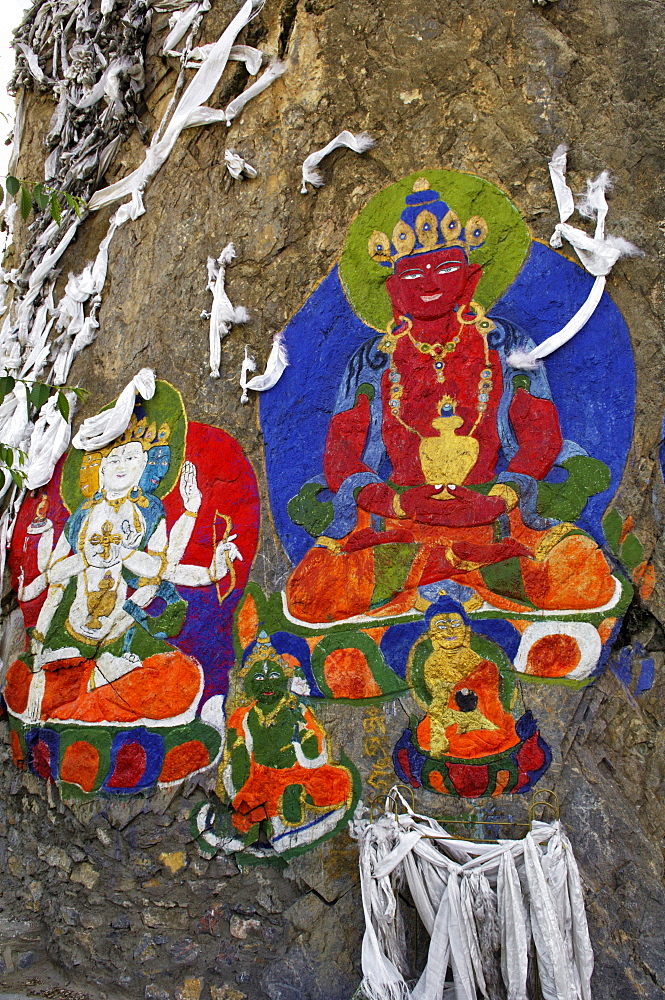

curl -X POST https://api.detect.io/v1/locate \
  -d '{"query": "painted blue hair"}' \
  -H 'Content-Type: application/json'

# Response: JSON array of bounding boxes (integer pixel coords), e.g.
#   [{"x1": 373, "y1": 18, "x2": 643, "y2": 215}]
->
[{"x1": 424, "y1": 595, "x2": 471, "y2": 627}]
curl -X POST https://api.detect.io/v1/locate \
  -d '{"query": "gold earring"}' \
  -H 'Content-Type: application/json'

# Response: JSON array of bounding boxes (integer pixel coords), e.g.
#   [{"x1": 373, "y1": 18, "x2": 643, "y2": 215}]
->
[{"x1": 456, "y1": 300, "x2": 495, "y2": 335}]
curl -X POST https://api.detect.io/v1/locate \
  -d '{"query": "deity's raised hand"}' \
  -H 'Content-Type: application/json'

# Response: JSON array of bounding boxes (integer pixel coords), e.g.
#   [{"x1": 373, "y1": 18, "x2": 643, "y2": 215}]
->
[
  {"x1": 180, "y1": 460, "x2": 202, "y2": 513},
  {"x1": 210, "y1": 533, "x2": 242, "y2": 581}
]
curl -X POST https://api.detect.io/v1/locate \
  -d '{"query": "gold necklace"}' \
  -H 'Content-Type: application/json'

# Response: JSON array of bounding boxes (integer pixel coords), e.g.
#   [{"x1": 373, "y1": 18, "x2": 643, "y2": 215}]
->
[
  {"x1": 407, "y1": 330, "x2": 461, "y2": 383},
  {"x1": 382, "y1": 310, "x2": 495, "y2": 438},
  {"x1": 101, "y1": 487, "x2": 150, "y2": 512},
  {"x1": 254, "y1": 695, "x2": 291, "y2": 727}
]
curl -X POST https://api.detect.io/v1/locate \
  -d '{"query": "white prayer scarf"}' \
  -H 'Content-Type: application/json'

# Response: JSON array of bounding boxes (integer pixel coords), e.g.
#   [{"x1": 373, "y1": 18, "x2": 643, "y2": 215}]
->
[
  {"x1": 300, "y1": 130, "x2": 375, "y2": 193},
  {"x1": 354, "y1": 797, "x2": 593, "y2": 1000},
  {"x1": 239, "y1": 332, "x2": 288, "y2": 402},
  {"x1": 225, "y1": 149, "x2": 258, "y2": 179},
  {"x1": 205, "y1": 245, "x2": 249, "y2": 379},
  {"x1": 25, "y1": 391, "x2": 76, "y2": 490},
  {"x1": 223, "y1": 59, "x2": 286, "y2": 125},
  {"x1": 72, "y1": 368, "x2": 155, "y2": 451},
  {"x1": 508, "y1": 144, "x2": 641, "y2": 369},
  {"x1": 88, "y1": 0, "x2": 267, "y2": 212}
]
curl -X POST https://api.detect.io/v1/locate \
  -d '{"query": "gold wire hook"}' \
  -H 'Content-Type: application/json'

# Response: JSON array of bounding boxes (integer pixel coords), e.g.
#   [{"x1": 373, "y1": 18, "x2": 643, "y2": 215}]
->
[
  {"x1": 529, "y1": 788, "x2": 560, "y2": 823},
  {"x1": 386, "y1": 783, "x2": 415, "y2": 821}
]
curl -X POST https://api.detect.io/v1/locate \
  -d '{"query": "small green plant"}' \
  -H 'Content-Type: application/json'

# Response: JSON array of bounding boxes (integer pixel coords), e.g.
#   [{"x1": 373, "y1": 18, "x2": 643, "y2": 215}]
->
[
  {"x1": 4, "y1": 175, "x2": 86, "y2": 225},
  {"x1": 0, "y1": 374, "x2": 89, "y2": 490}
]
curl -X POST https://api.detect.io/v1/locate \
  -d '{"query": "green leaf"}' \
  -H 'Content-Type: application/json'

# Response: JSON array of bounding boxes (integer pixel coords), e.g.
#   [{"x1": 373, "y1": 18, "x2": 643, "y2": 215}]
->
[
  {"x1": 49, "y1": 190, "x2": 61, "y2": 225},
  {"x1": 33, "y1": 183, "x2": 49, "y2": 210},
  {"x1": 10, "y1": 468, "x2": 25, "y2": 489},
  {"x1": 0, "y1": 374, "x2": 16, "y2": 400},
  {"x1": 64, "y1": 192, "x2": 84, "y2": 217},
  {"x1": 3, "y1": 447, "x2": 13, "y2": 467},
  {"x1": 72, "y1": 386, "x2": 90, "y2": 400},
  {"x1": 6, "y1": 174, "x2": 19, "y2": 197},
  {"x1": 29, "y1": 382, "x2": 51, "y2": 410},
  {"x1": 20, "y1": 184, "x2": 32, "y2": 220},
  {"x1": 56, "y1": 392, "x2": 69, "y2": 422},
  {"x1": 17, "y1": 449, "x2": 26, "y2": 466}
]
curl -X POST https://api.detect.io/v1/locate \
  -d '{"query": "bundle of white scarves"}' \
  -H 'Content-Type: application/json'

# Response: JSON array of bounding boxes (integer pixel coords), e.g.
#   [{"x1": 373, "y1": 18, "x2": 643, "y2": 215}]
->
[{"x1": 354, "y1": 799, "x2": 593, "y2": 1000}]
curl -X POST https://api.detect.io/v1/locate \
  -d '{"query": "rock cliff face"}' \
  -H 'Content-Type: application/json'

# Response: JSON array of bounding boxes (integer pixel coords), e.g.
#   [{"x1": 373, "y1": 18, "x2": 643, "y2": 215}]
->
[{"x1": 1, "y1": 1, "x2": 664, "y2": 999}]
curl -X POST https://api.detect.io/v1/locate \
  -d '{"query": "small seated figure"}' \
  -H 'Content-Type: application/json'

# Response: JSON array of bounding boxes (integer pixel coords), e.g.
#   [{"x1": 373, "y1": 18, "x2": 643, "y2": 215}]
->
[
  {"x1": 217, "y1": 632, "x2": 354, "y2": 848},
  {"x1": 393, "y1": 598, "x2": 550, "y2": 796},
  {"x1": 286, "y1": 178, "x2": 617, "y2": 623},
  {"x1": 4, "y1": 414, "x2": 241, "y2": 726}
]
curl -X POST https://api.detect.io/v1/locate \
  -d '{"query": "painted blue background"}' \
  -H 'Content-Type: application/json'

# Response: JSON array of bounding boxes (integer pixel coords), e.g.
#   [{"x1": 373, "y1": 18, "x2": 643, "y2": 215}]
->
[{"x1": 261, "y1": 242, "x2": 635, "y2": 567}]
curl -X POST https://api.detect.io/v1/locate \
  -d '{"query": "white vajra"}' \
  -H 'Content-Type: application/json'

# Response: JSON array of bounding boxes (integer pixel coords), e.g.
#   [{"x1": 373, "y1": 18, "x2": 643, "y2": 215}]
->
[{"x1": 507, "y1": 144, "x2": 642, "y2": 370}]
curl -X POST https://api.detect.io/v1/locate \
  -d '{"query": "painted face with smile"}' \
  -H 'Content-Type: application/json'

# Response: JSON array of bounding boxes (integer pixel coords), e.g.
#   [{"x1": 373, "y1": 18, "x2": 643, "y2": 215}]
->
[
  {"x1": 100, "y1": 442, "x2": 148, "y2": 496},
  {"x1": 429, "y1": 612, "x2": 469, "y2": 650},
  {"x1": 245, "y1": 658, "x2": 289, "y2": 707},
  {"x1": 385, "y1": 247, "x2": 481, "y2": 322}
]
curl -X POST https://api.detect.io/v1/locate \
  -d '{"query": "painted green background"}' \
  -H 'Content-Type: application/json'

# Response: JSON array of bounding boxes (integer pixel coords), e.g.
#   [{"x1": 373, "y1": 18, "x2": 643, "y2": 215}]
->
[{"x1": 339, "y1": 169, "x2": 531, "y2": 331}]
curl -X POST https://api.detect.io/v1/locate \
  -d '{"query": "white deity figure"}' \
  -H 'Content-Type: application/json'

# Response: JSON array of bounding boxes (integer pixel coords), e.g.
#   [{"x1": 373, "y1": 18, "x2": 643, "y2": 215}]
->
[{"x1": 5, "y1": 418, "x2": 242, "y2": 727}]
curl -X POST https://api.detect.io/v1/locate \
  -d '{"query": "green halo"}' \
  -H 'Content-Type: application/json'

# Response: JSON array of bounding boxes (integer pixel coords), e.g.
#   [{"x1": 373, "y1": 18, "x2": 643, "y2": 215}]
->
[
  {"x1": 60, "y1": 380, "x2": 187, "y2": 513},
  {"x1": 339, "y1": 169, "x2": 531, "y2": 331}
]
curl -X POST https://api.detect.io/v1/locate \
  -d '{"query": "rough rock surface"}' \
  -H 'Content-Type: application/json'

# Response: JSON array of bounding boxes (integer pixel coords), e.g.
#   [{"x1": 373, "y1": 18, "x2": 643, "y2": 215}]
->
[{"x1": 1, "y1": 1, "x2": 665, "y2": 998}]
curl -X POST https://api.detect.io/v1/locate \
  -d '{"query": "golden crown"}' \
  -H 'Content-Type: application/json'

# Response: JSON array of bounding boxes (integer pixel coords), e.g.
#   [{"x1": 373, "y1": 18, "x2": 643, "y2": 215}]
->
[
  {"x1": 110, "y1": 414, "x2": 171, "y2": 454},
  {"x1": 239, "y1": 631, "x2": 293, "y2": 678},
  {"x1": 368, "y1": 178, "x2": 488, "y2": 269}
]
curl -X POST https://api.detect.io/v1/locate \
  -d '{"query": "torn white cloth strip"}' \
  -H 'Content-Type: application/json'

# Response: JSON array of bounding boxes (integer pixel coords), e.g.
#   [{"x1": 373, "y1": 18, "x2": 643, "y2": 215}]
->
[
  {"x1": 72, "y1": 368, "x2": 155, "y2": 451},
  {"x1": 206, "y1": 244, "x2": 249, "y2": 379},
  {"x1": 89, "y1": 0, "x2": 265, "y2": 213},
  {"x1": 20, "y1": 317, "x2": 55, "y2": 382},
  {"x1": 47, "y1": 191, "x2": 145, "y2": 387},
  {"x1": 27, "y1": 219, "x2": 80, "y2": 296},
  {"x1": 0, "y1": 382, "x2": 33, "y2": 450},
  {"x1": 497, "y1": 849, "x2": 529, "y2": 1000},
  {"x1": 162, "y1": 0, "x2": 211, "y2": 54},
  {"x1": 76, "y1": 56, "x2": 141, "y2": 110},
  {"x1": 7, "y1": 89, "x2": 26, "y2": 180},
  {"x1": 507, "y1": 144, "x2": 641, "y2": 369},
  {"x1": 16, "y1": 41, "x2": 49, "y2": 85},
  {"x1": 524, "y1": 833, "x2": 576, "y2": 1000},
  {"x1": 240, "y1": 332, "x2": 289, "y2": 402},
  {"x1": 225, "y1": 149, "x2": 257, "y2": 179},
  {"x1": 228, "y1": 44, "x2": 263, "y2": 74},
  {"x1": 547, "y1": 143, "x2": 575, "y2": 224},
  {"x1": 300, "y1": 130, "x2": 375, "y2": 194},
  {"x1": 548, "y1": 145, "x2": 641, "y2": 277},
  {"x1": 180, "y1": 43, "x2": 263, "y2": 74},
  {"x1": 358, "y1": 817, "x2": 410, "y2": 1000},
  {"x1": 25, "y1": 391, "x2": 76, "y2": 490},
  {"x1": 223, "y1": 59, "x2": 286, "y2": 125},
  {"x1": 507, "y1": 275, "x2": 606, "y2": 371},
  {"x1": 558, "y1": 828, "x2": 594, "y2": 1000}
]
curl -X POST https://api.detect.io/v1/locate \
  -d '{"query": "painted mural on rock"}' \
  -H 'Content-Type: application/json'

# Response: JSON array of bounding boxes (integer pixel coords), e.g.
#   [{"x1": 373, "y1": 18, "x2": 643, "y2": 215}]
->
[
  {"x1": 2, "y1": 380, "x2": 260, "y2": 797},
  {"x1": 193, "y1": 629, "x2": 360, "y2": 860},
  {"x1": 255, "y1": 169, "x2": 637, "y2": 800}
]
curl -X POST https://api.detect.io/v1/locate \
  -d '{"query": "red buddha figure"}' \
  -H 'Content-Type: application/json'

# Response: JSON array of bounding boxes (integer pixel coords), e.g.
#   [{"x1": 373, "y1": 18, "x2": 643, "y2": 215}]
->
[{"x1": 286, "y1": 179, "x2": 616, "y2": 623}]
